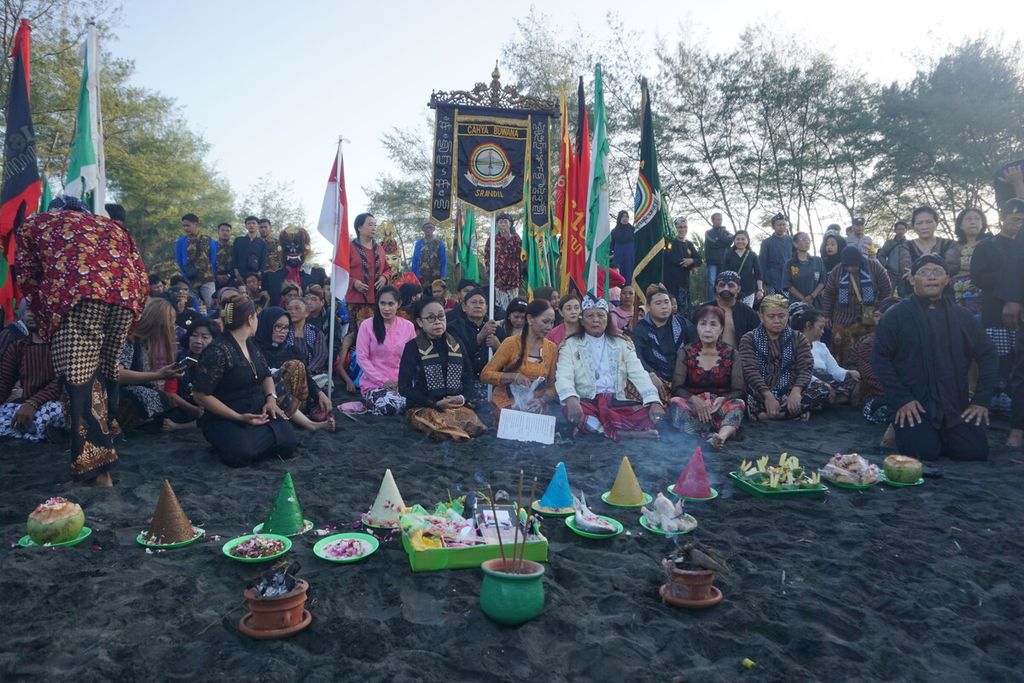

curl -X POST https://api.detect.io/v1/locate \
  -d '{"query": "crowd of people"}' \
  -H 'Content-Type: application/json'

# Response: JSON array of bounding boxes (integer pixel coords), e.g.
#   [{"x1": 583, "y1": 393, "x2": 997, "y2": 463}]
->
[{"x1": 4, "y1": 195, "x2": 1021, "y2": 486}]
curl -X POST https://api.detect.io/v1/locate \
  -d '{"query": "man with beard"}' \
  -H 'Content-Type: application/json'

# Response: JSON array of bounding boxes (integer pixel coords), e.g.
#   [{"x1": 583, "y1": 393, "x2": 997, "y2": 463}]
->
[
  {"x1": 16, "y1": 196, "x2": 148, "y2": 486},
  {"x1": 700, "y1": 271, "x2": 759, "y2": 348},
  {"x1": 263, "y1": 228, "x2": 328, "y2": 306},
  {"x1": 0, "y1": 304, "x2": 64, "y2": 441}
]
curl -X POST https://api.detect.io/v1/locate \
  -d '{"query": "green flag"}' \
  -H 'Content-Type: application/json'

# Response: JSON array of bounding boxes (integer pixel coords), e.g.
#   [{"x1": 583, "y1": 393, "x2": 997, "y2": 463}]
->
[
  {"x1": 40, "y1": 172, "x2": 51, "y2": 212},
  {"x1": 584, "y1": 64, "x2": 610, "y2": 295},
  {"x1": 632, "y1": 78, "x2": 673, "y2": 303},
  {"x1": 459, "y1": 206, "x2": 479, "y2": 282},
  {"x1": 522, "y1": 177, "x2": 553, "y2": 298},
  {"x1": 65, "y1": 24, "x2": 106, "y2": 215}
]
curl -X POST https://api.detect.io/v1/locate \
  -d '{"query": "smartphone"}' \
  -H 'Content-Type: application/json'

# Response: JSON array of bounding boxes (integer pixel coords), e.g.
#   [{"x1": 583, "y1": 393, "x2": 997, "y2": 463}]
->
[{"x1": 172, "y1": 357, "x2": 199, "y2": 371}]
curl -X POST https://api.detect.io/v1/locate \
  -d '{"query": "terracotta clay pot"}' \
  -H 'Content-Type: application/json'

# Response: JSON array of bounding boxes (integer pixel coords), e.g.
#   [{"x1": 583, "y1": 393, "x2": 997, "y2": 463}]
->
[
  {"x1": 660, "y1": 561, "x2": 723, "y2": 608},
  {"x1": 239, "y1": 579, "x2": 311, "y2": 638},
  {"x1": 479, "y1": 558, "x2": 545, "y2": 626}
]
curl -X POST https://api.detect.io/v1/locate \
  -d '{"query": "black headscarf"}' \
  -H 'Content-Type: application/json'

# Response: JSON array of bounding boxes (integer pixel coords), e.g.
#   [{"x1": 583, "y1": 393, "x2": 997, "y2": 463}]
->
[
  {"x1": 821, "y1": 234, "x2": 848, "y2": 272},
  {"x1": 254, "y1": 307, "x2": 302, "y2": 367}
]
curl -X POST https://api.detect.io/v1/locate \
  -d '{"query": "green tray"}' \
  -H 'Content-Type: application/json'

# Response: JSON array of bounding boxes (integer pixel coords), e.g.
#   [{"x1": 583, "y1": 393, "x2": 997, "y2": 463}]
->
[
  {"x1": 221, "y1": 533, "x2": 291, "y2": 563},
  {"x1": 18, "y1": 526, "x2": 92, "y2": 548},
  {"x1": 136, "y1": 526, "x2": 205, "y2": 549},
  {"x1": 667, "y1": 484, "x2": 719, "y2": 501},
  {"x1": 878, "y1": 472, "x2": 924, "y2": 487},
  {"x1": 401, "y1": 530, "x2": 548, "y2": 572},
  {"x1": 639, "y1": 514, "x2": 697, "y2": 536},
  {"x1": 565, "y1": 515, "x2": 623, "y2": 539},
  {"x1": 728, "y1": 472, "x2": 827, "y2": 499},
  {"x1": 600, "y1": 491, "x2": 653, "y2": 509},
  {"x1": 252, "y1": 519, "x2": 314, "y2": 536},
  {"x1": 313, "y1": 532, "x2": 380, "y2": 563}
]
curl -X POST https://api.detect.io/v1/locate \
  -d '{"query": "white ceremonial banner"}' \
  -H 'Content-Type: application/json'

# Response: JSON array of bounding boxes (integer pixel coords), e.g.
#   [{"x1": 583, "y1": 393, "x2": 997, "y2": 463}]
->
[{"x1": 497, "y1": 409, "x2": 556, "y2": 445}]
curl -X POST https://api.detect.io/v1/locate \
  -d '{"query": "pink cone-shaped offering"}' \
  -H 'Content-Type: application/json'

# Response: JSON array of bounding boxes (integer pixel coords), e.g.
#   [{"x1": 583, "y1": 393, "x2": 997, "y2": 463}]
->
[{"x1": 674, "y1": 447, "x2": 711, "y2": 498}]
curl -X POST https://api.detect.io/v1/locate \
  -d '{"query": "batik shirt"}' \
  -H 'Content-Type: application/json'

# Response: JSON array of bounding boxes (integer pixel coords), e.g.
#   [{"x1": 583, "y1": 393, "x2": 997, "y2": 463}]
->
[{"x1": 16, "y1": 210, "x2": 148, "y2": 341}]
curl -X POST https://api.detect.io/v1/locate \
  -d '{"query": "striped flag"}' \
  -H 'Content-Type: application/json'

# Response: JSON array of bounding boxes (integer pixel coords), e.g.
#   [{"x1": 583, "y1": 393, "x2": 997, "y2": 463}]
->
[
  {"x1": 316, "y1": 148, "x2": 350, "y2": 302},
  {"x1": 584, "y1": 64, "x2": 610, "y2": 296},
  {"x1": 65, "y1": 23, "x2": 106, "y2": 216},
  {"x1": 0, "y1": 20, "x2": 42, "y2": 321}
]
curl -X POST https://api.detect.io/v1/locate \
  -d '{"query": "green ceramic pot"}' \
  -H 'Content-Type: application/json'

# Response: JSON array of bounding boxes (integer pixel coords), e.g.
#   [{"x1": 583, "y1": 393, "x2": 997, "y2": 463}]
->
[{"x1": 479, "y1": 558, "x2": 545, "y2": 626}]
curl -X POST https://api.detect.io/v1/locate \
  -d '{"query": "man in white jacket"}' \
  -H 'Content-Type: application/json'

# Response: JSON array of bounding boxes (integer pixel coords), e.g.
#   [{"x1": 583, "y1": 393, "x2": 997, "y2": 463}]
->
[{"x1": 556, "y1": 294, "x2": 665, "y2": 441}]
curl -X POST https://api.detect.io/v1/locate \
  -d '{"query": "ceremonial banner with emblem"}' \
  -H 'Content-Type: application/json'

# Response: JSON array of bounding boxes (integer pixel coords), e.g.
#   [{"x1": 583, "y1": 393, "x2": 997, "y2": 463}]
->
[
  {"x1": 455, "y1": 113, "x2": 528, "y2": 212},
  {"x1": 632, "y1": 77, "x2": 673, "y2": 303}
]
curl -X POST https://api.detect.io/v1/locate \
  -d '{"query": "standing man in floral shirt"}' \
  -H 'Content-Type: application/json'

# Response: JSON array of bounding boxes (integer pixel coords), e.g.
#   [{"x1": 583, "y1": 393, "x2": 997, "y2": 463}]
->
[
  {"x1": 174, "y1": 213, "x2": 217, "y2": 308},
  {"x1": 17, "y1": 197, "x2": 148, "y2": 486},
  {"x1": 484, "y1": 213, "x2": 522, "y2": 312}
]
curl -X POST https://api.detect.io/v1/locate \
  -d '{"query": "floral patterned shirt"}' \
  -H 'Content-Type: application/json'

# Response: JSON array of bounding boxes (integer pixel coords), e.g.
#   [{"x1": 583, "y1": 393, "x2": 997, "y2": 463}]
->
[
  {"x1": 484, "y1": 231, "x2": 522, "y2": 290},
  {"x1": 16, "y1": 210, "x2": 149, "y2": 341}
]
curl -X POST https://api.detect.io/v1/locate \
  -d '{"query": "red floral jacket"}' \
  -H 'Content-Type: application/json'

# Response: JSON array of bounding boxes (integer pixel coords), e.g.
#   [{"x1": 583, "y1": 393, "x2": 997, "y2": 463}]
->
[{"x1": 16, "y1": 210, "x2": 149, "y2": 340}]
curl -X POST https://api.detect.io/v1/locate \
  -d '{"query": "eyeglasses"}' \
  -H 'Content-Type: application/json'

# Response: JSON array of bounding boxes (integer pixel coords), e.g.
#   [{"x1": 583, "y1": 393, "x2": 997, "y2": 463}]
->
[
  {"x1": 420, "y1": 314, "x2": 446, "y2": 323},
  {"x1": 273, "y1": 323, "x2": 290, "y2": 332},
  {"x1": 915, "y1": 267, "x2": 947, "y2": 278}
]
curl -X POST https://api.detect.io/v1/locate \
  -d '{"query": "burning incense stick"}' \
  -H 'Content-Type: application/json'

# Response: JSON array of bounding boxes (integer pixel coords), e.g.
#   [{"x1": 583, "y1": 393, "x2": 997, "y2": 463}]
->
[{"x1": 512, "y1": 470, "x2": 524, "y2": 564}]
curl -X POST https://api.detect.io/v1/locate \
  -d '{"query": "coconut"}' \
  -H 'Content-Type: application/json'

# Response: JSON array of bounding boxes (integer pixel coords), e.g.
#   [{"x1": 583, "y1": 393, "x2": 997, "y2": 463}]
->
[
  {"x1": 884, "y1": 455, "x2": 923, "y2": 483},
  {"x1": 27, "y1": 497, "x2": 85, "y2": 545}
]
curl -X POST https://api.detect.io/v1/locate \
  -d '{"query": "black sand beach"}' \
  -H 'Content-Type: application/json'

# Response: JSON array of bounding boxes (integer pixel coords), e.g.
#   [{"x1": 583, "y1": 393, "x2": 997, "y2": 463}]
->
[{"x1": 2, "y1": 410, "x2": 1022, "y2": 682}]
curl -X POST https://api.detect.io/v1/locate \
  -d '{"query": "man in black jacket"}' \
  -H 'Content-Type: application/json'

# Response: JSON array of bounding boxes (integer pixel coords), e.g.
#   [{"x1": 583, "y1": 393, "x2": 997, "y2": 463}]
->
[
  {"x1": 633, "y1": 286, "x2": 696, "y2": 397},
  {"x1": 263, "y1": 229, "x2": 327, "y2": 306},
  {"x1": 664, "y1": 217, "x2": 701, "y2": 318},
  {"x1": 703, "y1": 213, "x2": 733, "y2": 301},
  {"x1": 701, "y1": 270, "x2": 759, "y2": 348},
  {"x1": 873, "y1": 254, "x2": 996, "y2": 461}
]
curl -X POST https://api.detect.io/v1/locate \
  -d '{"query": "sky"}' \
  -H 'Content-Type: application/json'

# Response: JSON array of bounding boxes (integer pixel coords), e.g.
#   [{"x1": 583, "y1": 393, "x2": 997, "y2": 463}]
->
[{"x1": 111, "y1": 0, "x2": 1021, "y2": 260}]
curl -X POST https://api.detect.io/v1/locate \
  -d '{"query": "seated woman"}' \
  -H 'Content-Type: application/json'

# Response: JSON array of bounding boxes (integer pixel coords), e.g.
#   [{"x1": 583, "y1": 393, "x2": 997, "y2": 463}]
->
[
  {"x1": 193, "y1": 296, "x2": 298, "y2": 466},
  {"x1": 738, "y1": 294, "x2": 829, "y2": 421},
  {"x1": 669, "y1": 304, "x2": 746, "y2": 448},
  {"x1": 555, "y1": 294, "x2": 666, "y2": 442},
  {"x1": 790, "y1": 306, "x2": 860, "y2": 406},
  {"x1": 0, "y1": 306, "x2": 64, "y2": 441},
  {"x1": 253, "y1": 307, "x2": 334, "y2": 430},
  {"x1": 279, "y1": 281, "x2": 302, "y2": 307},
  {"x1": 546, "y1": 294, "x2": 581, "y2": 345},
  {"x1": 398, "y1": 282, "x2": 423, "y2": 320},
  {"x1": 609, "y1": 285, "x2": 637, "y2": 333},
  {"x1": 163, "y1": 319, "x2": 219, "y2": 431},
  {"x1": 430, "y1": 279, "x2": 458, "y2": 311},
  {"x1": 499, "y1": 297, "x2": 528, "y2": 339},
  {"x1": 357, "y1": 286, "x2": 416, "y2": 415},
  {"x1": 117, "y1": 298, "x2": 191, "y2": 432},
  {"x1": 399, "y1": 297, "x2": 486, "y2": 441},
  {"x1": 285, "y1": 297, "x2": 328, "y2": 376},
  {"x1": 447, "y1": 288, "x2": 500, "y2": 404},
  {"x1": 243, "y1": 273, "x2": 271, "y2": 312},
  {"x1": 481, "y1": 300, "x2": 558, "y2": 418},
  {"x1": 632, "y1": 285, "x2": 696, "y2": 401}
]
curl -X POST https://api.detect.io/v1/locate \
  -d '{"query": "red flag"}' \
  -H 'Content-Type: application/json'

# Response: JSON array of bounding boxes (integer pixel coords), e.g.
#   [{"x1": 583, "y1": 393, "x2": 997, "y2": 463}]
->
[
  {"x1": 0, "y1": 20, "x2": 41, "y2": 321},
  {"x1": 565, "y1": 77, "x2": 590, "y2": 296},
  {"x1": 316, "y1": 149, "x2": 350, "y2": 301}
]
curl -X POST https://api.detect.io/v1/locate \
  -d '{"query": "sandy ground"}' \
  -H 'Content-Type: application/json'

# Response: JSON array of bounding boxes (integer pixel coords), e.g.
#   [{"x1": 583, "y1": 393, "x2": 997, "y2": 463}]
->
[{"x1": 1, "y1": 407, "x2": 1022, "y2": 682}]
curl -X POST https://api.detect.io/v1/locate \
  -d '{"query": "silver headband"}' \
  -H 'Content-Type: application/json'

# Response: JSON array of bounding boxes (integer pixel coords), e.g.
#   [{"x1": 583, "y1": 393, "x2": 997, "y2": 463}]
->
[{"x1": 581, "y1": 294, "x2": 609, "y2": 312}]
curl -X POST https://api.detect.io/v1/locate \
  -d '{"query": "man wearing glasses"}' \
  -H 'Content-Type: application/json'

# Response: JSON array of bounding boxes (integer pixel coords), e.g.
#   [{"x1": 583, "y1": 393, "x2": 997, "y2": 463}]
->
[{"x1": 872, "y1": 253, "x2": 996, "y2": 463}]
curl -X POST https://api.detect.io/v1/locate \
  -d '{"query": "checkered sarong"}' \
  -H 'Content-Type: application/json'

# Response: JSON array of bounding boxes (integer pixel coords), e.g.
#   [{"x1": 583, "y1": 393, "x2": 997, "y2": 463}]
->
[
  {"x1": 50, "y1": 300, "x2": 135, "y2": 384},
  {"x1": 985, "y1": 328, "x2": 1016, "y2": 357}
]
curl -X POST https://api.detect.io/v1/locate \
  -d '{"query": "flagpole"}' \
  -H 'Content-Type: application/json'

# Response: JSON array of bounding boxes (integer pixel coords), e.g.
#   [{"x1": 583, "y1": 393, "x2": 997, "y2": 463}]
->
[
  {"x1": 90, "y1": 22, "x2": 107, "y2": 216},
  {"x1": 328, "y1": 136, "x2": 342, "y2": 406},
  {"x1": 487, "y1": 211, "x2": 497, "y2": 401}
]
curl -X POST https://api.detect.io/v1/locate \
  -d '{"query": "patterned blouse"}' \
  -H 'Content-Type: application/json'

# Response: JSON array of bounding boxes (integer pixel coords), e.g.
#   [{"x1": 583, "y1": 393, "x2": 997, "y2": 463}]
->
[
  {"x1": 484, "y1": 231, "x2": 523, "y2": 290},
  {"x1": 16, "y1": 210, "x2": 148, "y2": 341}
]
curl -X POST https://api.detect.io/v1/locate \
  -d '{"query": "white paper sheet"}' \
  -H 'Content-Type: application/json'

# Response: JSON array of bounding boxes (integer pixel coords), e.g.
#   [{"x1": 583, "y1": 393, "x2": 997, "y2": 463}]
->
[{"x1": 497, "y1": 408, "x2": 556, "y2": 445}]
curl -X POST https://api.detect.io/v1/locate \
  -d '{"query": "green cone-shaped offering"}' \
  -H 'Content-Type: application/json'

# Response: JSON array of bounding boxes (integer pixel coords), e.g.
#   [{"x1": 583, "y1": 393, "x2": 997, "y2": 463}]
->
[{"x1": 261, "y1": 472, "x2": 306, "y2": 536}]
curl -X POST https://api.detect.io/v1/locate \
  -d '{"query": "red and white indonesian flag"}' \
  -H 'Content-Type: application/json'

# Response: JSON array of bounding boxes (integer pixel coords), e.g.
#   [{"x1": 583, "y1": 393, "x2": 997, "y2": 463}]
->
[{"x1": 316, "y1": 149, "x2": 350, "y2": 302}]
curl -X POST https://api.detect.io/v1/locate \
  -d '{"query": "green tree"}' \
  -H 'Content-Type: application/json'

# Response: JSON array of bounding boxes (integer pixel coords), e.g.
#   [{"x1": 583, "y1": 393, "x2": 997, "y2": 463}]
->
[{"x1": 238, "y1": 174, "x2": 308, "y2": 231}]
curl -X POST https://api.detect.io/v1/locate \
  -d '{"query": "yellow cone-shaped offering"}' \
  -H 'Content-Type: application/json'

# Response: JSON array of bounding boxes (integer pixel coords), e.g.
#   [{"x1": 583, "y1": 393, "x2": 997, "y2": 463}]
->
[
  {"x1": 607, "y1": 456, "x2": 645, "y2": 505},
  {"x1": 365, "y1": 469, "x2": 406, "y2": 528}
]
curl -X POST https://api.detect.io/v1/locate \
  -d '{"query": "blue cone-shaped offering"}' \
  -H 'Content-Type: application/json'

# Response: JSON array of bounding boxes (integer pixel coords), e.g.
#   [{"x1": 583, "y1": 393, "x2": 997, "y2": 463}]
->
[{"x1": 536, "y1": 462, "x2": 574, "y2": 513}]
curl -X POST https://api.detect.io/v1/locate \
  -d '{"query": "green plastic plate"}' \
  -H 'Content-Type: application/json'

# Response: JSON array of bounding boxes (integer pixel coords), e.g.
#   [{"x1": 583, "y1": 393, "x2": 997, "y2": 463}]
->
[
  {"x1": 221, "y1": 533, "x2": 291, "y2": 563},
  {"x1": 667, "y1": 484, "x2": 719, "y2": 501},
  {"x1": 600, "y1": 491, "x2": 654, "y2": 509},
  {"x1": 825, "y1": 478, "x2": 877, "y2": 490},
  {"x1": 565, "y1": 515, "x2": 623, "y2": 539},
  {"x1": 252, "y1": 519, "x2": 314, "y2": 536},
  {"x1": 313, "y1": 532, "x2": 380, "y2": 563},
  {"x1": 728, "y1": 471, "x2": 827, "y2": 499},
  {"x1": 18, "y1": 526, "x2": 92, "y2": 548},
  {"x1": 878, "y1": 472, "x2": 924, "y2": 487},
  {"x1": 136, "y1": 526, "x2": 205, "y2": 549},
  {"x1": 639, "y1": 514, "x2": 697, "y2": 536}
]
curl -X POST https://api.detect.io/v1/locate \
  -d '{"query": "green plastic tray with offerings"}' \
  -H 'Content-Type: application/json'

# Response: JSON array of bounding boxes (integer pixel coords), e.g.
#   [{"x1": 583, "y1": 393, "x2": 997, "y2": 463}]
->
[
  {"x1": 401, "y1": 531, "x2": 548, "y2": 572},
  {"x1": 728, "y1": 471, "x2": 827, "y2": 499}
]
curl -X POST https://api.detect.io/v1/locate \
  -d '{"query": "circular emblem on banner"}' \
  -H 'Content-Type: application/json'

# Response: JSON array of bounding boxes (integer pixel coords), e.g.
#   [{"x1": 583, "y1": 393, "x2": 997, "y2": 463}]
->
[{"x1": 469, "y1": 143, "x2": 511, "y2": 186}]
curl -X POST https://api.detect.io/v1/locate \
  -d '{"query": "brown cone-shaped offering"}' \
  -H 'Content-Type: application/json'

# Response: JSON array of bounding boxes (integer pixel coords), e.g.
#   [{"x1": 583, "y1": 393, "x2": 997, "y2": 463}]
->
[{"x1": 144, "y1": 480, "x2": 195, "y2": 544}]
